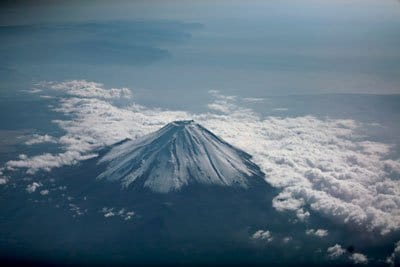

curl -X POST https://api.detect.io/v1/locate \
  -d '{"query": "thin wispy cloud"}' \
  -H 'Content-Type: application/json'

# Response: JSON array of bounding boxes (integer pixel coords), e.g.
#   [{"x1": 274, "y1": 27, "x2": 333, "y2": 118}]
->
[{"x1": 24, "y1": 134, "x2": 58, "y2": 145}]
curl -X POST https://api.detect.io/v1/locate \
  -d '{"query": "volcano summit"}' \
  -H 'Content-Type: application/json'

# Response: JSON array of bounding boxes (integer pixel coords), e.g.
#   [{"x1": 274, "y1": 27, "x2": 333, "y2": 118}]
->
[{"x1": 97, "y1": 120, "x2": 264, "y2": 192}]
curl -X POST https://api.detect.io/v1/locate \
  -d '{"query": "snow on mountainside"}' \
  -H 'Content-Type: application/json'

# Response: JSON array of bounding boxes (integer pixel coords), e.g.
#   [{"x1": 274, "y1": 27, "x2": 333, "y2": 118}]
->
[{"x1": 97, "y1": 120, "x2": 264, "y2": 192}]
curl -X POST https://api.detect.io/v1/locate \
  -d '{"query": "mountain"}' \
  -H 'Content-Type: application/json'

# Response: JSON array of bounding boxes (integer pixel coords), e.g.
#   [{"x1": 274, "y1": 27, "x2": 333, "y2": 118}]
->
[
  {"x1": 0, "y1": 121, "x2": 375, "y2": 267},
  {"x1": 97, "y1": 120, "x2": 264, "y2": 192}
]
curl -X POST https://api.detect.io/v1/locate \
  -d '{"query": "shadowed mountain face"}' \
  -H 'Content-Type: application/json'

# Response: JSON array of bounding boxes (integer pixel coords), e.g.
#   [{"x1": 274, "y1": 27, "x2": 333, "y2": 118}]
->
[{"x1": 97, "y1": 120, "x2": 264, "y2": 192}]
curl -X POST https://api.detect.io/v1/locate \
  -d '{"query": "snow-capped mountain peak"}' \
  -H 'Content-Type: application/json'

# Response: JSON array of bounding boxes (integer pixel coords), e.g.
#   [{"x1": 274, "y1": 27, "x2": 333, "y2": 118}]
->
[{"x1": 97, "y1": 120, "x2": 263, "y2": 192}]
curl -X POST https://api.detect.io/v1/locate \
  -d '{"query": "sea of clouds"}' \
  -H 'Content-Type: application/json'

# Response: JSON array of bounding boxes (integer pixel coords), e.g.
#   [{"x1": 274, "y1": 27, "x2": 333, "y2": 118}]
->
[{"x1": 4, "y1": 80, "x2": 400, "y2": 236}]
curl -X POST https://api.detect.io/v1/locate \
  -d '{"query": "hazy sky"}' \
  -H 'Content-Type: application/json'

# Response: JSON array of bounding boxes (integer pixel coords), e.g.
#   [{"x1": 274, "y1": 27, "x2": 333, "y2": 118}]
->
[{"x1": 0, "y1": 0, "x2": 399, "y2": 101}]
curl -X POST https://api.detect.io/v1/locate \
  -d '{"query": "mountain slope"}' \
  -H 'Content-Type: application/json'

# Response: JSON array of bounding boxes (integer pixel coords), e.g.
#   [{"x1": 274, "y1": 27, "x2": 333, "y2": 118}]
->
[{"x1": 97, "y1": 120, "x2": 264, "y2": 192}]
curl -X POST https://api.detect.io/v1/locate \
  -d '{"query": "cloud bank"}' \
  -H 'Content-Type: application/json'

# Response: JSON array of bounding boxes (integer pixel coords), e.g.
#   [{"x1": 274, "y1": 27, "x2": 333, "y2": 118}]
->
[{"x1": 5, "y1": 80, "x2": 400, "y2": 235}]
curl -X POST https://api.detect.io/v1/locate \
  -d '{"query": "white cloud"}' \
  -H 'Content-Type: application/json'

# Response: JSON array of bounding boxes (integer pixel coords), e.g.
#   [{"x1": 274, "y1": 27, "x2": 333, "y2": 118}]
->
[
  {"x1": 251, "y1": 230, "x2": 273, "y2": 242},
  {"x1": 386, "y1": 241, "x2": 400, "y2": 267},
  {"x1": 7, "y1": 151, "x2": 98, "y2": 174},
  {"x1": 296, "y1": 208, "x2": 310, "y2": 221},
  {"x1": 26, "y1": 182, "x2": 41, "y2": 193},
  {"x1": 101, "y1": 207, "x2": 134, "y2": 220},
  {"x1": 25, "y1": 134, "x2": 58, "y2": 145},
  {"x1": 272, "y1": 108, "x2": 288, "y2": 111},
  {"x1": 207, "y1": 90, "x2": 241, "y2": 114},
  {"x1": 0, "y1": 168, "x2": 7, "y2": 185},
  {"x1": 37, "y1": 80, "x2": 132, "y2": 99},
  {"x1": 198, "y1": 110, "x2": 400, "y2": 234},
  {"x1": 6, "y1": 80, "x2": 400, "y2": 235},
  {"x1": 327, "y1": 244, "x2": 367, "y2": 264},
  {"x1": 327, "y1": 244, "x2": 346, "y2": 258},
  {"x1": 104, "y1": 211, "x2": 115, "y2": 218},
  {"x1": 39, "y1": 95, "x2": 55, "y2": 99},
  {"x1": 243, "y1": 97, "x2": 264, "y2": 103},
  {"x1": 69, "y1": 203, "x2": 86, "y2": 217},
  {"x1": 124, "y1": 211, "x2": 135, "y2": 220},
  {"x1": 306, "y1": 228, "x2": 328, "y2": 237},
  {"x1": 349, "y1": 253, "x2": 368, "y2": 264},
  {"x1": 26, "y1": 88, "x2": 42, "y2": 93},
  {"x1": 40, "y1": 189, "x2": 49, "y2": 195},
  {"x1": 282, "y1": 236, "x2": 292, "y2": 243}
]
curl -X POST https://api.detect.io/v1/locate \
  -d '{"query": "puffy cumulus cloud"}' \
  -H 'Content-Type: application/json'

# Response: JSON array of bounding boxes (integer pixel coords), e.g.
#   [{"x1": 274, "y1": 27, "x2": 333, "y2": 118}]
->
[
  {"x1": 25, "y1": 134, "x2": 58, "y2": 145},
  {"x1": 296, "y1": 208, "x2": 310, "y2": 221},
  {"x1": 6, "y1": 80, "x2": 400, "y2": 235},
  {"x1": 251, "y1": 230, "x2": 273, "y2": 242},
  {"x1": 37, "y1": 80, "x2": 132, "y2": 99},
  {"x1": 306, "y1": 229, "x2": 328, "y2": 237},
  {"x1": 386, "y1": 241, "x2": 400, "y2": 267},
  {"x1": 327, "y1": 244, "x2": 346, "y2": 258},
  {"x1": 26, "y1": 182, "x2": 41, "y2": 193},
  {"x1": 101, "y1": 207, "x2": 135, "y2": 220},
  {"x1": 327, "y1": 244, "x2": 367, "y2": 264},
  {"x1": 349, "y1": 253, "x2": 368, "y2": 264}
]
